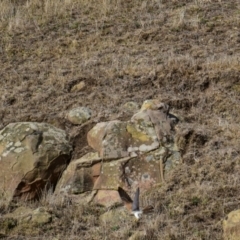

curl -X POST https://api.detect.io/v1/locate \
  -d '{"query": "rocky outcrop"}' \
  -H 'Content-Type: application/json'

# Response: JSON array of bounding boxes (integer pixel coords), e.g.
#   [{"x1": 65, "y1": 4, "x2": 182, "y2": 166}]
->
[
  {"x1": 223, "y1": 209, "x2": 240, "y2": 240},
  {"x1": 0, "y1": 122, "x2": 72, "y2": 204},
  {"x1": 56, "y1": 100, "x2": 183, "y2": 206}
]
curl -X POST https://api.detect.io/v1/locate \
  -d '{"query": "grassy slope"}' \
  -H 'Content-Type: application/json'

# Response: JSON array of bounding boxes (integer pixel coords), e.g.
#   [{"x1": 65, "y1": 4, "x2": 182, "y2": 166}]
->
[{"x1": 1, "y1": 0, "x2": 240, "y2": 239}]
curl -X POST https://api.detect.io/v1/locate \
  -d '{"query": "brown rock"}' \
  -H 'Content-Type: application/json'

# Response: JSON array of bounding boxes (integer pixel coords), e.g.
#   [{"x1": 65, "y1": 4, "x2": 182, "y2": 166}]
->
[
  {"x1": 127, "y1": 110, "x2": 159, "y2": 156},
  {"x1": 123, "y1": 147, "x2": 171, "y2": 190},
  {"x1": 0, "y1": 122, "x2": 72, "y2": 204},
  {"x1": 93, "y1": 157, "x2": 131, "y2": 190},
  {"x1": 55, "y1": 152, "x2": 102, "y2": 195},
  {"x1": 67, "y1": 107, "x2": 92, "y2": 125},
  {"x1": 93, "y1": 190, "x2": 121, "y2": 207},
  {"x1": 88, "y1": 121, "x2": 130, "y2": 159},
  {"x1": 87, "y1": 122, "x2": 108, "y2": 153}
]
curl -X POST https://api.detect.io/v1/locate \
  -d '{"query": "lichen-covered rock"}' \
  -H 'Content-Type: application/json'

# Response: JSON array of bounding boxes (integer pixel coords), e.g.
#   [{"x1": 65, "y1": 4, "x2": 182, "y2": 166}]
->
[
  {"x1": 67, "y1": 107, "x2": 92, "y2": 125},
  {"x1": 127, "y1": 110, "x2": 159, "y2": 156},
  {"x1": 55, "y1": 152, "x2": 126, "y2": 206},
  {"x1": 223, "y1": 209, "x2": 240, "y2": 240},
  {"x1": 123, "y1": 148, "x2": 169, "y2": 190},
  {"x1": 93, "y1": 157, "x2": 131, "y2": 190},
  {"x1": 0, "y1": 122, "x2": 72, "y2": 204},
  {"x1": 87, "y1": 121, "x2": 130, "y2": 159},
  {"x1": 87, "y1": 100, "x2": 178, "y2": 159},
  {"x1": 140, "y1": 99, "x2": 178, "y2": 142},
  {"x1": 55, "y1": 152, "x2": 102, "y2": 195},
  {"x1": 101, "y1": 121, "x2": 130, "y2": 159}
]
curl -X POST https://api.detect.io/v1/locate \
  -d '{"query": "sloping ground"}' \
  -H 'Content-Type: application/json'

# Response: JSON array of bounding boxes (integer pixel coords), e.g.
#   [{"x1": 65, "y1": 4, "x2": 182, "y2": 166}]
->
[{"x1": 0, "y1": 0, "x2": 240, "y2": 239}]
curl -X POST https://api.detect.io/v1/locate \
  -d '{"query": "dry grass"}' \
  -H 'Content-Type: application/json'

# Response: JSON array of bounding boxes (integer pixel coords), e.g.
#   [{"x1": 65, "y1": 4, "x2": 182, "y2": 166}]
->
[{"x1": 1, "y1": 0, "x2": 240, "y2": 239}]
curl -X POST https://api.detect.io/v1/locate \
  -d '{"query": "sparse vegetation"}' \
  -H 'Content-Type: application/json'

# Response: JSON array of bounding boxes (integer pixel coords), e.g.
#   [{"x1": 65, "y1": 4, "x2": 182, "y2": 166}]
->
[{"x1": 1, "y1": 0, "x2": 240, "y2": 239}]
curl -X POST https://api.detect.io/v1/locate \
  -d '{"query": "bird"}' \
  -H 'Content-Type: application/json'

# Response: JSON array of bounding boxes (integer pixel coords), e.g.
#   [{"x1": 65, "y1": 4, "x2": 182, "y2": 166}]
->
[{"x1": 117, "y1": 186, "x2": 154, "y2": 220}]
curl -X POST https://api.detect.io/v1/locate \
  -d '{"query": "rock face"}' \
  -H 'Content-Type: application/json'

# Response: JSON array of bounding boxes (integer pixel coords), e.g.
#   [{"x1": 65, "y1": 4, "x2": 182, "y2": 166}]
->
[
  {"x1": 56, "y1": 100, "x2": 182, "y2": 206},
  {"x1": 223, "y1": 209, "x2": 240, "y2": 240},
  {"x1": 0, "y1": 122, "x2": 72, "y2": 204}
]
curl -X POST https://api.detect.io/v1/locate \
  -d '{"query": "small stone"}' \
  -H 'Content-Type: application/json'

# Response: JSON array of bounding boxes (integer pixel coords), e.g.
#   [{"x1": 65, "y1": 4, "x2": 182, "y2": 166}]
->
[
  {"x1": 14, "y1": 141, "x2": 21, "y2": 147},
  {"x1": 67, "y1": 107, "x2": 92, "y2": 125},
  {"x1": 122, "y1": 102, "x2": 140, "y2": 113},
  {"x1": 70, "y1": 81, "x2": 86, "y2": 92}
]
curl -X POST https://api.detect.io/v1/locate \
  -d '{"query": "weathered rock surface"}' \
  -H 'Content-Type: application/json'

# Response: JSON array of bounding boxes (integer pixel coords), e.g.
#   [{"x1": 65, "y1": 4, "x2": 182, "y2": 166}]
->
[
  {"x1": 223, "y1": 209, "x2": 240, "y2": 240},
  {"x1": 88, "y1": 121, "x2": 130, "y2": 159},
  {"x1": 55, "y1": 152, "x2": 102, "y2": 195},
  {"x1": 0, "y1": 122, "x2": 72, "y2": 204},
  {"x1": 93, "y1": 189, "x2": 122, "y2": 207},
  {"x1": 67, "y1": 106, "x2": 92, "y2": 125},
  {"x1": 127, "y1": 110, "x2": 159, "y2": 156},
  {"x1": 87, "y1": 99, "x2": 178, "y2": 159},
  {"x1": 56, "y1": 100, "x2": 182, "y2": 207}
]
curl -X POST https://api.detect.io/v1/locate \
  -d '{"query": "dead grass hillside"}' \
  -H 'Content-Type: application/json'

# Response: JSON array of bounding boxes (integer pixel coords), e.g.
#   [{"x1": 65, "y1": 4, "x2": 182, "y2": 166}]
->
[{"x1": 0, "y1": 0, "x2": 240, "y2": 239}]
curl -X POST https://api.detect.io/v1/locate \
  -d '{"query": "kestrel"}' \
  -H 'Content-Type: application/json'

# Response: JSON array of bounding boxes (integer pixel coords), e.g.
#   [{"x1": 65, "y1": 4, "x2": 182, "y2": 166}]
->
[{"x1": 118, "y1": 187, "x2": 154, "y2": 220}]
